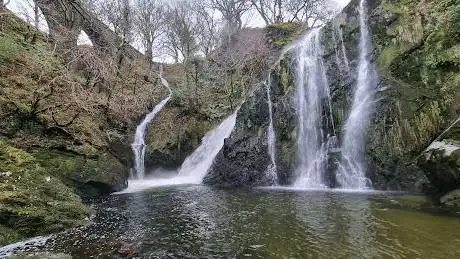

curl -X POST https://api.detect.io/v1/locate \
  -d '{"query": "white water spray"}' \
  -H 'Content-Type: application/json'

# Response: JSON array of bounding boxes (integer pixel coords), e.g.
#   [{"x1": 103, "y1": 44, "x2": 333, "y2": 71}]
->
[
  {"x1": 265, "y1": 73, "x2": 278, "y2": 184},
  {"x1": 294, "y1": 28, "x2": 335, "y2": 188},
  {"x1": 177, "y1": 110, "x2": 238, "y2": 183},
  {"x1": 132, "y1": 68, "x2": 172, "y2": 179},
  {"x1": 336, "y1": 0, "x2": 376, "y2": 189},
  {"x1": 119, "y1": 109, "x2": 238, "y2": 193}
]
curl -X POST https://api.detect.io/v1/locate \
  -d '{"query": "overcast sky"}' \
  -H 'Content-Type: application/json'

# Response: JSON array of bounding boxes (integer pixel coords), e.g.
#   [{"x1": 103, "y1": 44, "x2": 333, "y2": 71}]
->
[
  {"x1": 8, "y1": 0, "x2": 352, "y2": 28},
  {"x1": 7, "y1": 0, "x2": 352, "y2": 60}
]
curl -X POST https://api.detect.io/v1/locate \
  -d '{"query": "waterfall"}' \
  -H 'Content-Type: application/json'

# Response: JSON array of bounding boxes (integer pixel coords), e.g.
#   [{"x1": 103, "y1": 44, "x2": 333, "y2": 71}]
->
[
  {"x1": 293, "y1": 28, "x2": 335, "y2": 188},
  {"x1": 132, "y1": 69, "x2": 172, "y2": 179},
  {"x1": 177, "y1": 109, "x2": 238, "y2": 183},
  {"x1": 335, "y1": 22, "x2": 350, "y2": 73},
  {"x1": 119, "y1": 108, "x2": 238, "y2": 193},
  {"x1": 336, "y1": 0, "x2": 376, "y2": 189},
  {"x1": 265, "y1": 73, "x2": 278, "y2": 184}
]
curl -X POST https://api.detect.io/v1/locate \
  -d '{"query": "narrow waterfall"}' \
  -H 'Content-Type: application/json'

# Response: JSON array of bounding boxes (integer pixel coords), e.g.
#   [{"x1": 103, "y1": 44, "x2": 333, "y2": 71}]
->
[
  {"x1": 178, "y1": 109, "x2": 238, "y2": 183},
  {"x1": 294, "y1": 28, "x2": 335, "y2": 188},
  {"x1": 336, "y1": 23, "x2": 350, "y2": 72},
  {"x1": 265, "y1": 73, "x2": 278, "y2": 184},
  {"x1": 336, "y1": 0, "x2": 377, "y2": 189},
  {"x1": 132, "y1": 70, "x2": 172, "y2": 179}
]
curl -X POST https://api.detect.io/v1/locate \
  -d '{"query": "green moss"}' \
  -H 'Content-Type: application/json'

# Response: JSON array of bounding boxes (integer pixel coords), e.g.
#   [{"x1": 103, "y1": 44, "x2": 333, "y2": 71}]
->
[
  {"x1": 372, "y1": 0, "x2": 460, "y2": 158},
  {"x1": 0, "y1": 140, "x2": 88, "y2": 246},
  {"x1": 31, "y1": 149, "x2": 125, "y2": 195},
  {"x1": 267, "y1": 22, "x2": 302, "y2": 48},
  {"x1": 0, "y1": 34, "x2": 24, "y2": 63},
  {"x1": 0, "y1": 225, "x2": 23, "y2": 245}
]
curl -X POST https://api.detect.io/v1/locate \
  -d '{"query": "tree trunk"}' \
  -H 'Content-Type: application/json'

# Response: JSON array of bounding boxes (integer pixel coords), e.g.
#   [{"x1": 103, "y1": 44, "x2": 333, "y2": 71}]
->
[
  {"x1": 34, "y1": 3, "x2": 39, "y2": 28},
  {"x1": 276, "y1": 0, "x2": 282, "y2": 22},
  {"x1": 145, "y1": 40, "x2": 153, "y2": 67}
]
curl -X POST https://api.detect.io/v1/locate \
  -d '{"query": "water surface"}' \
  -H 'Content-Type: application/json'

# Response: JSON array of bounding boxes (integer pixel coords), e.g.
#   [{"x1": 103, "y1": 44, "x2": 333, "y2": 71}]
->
[{"x1": 6, "y1": 186, "x2": 460, "y2": 258}]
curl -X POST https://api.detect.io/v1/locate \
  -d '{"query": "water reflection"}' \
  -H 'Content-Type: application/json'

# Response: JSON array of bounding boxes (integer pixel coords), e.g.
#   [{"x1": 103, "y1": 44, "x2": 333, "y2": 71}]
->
[{"x1": 6, "y1": 187, "x2": 460, "y2": 258}]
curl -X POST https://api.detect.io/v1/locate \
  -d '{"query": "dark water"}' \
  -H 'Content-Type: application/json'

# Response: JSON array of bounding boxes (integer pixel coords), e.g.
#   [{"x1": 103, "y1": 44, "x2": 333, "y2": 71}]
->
[{"x1": 7, "y1": 186, "x2": 460, "y2": 258}]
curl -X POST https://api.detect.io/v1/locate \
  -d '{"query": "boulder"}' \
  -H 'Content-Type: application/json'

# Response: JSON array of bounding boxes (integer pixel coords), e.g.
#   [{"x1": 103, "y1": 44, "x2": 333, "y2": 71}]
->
[{"x1": 418, "y1": 140, "x2": 460, "y2": 203}]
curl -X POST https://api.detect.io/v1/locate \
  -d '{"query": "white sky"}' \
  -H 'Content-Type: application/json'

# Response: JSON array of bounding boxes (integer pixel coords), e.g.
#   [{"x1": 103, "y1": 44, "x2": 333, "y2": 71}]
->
[{"x1": 6, "y1": 0, "x2": 351, "y2": 57}]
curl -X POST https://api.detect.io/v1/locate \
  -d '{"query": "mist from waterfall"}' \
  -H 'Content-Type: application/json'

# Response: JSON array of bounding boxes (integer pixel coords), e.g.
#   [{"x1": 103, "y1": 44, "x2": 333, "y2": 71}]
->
[
  {"x1": 336, "y1": 0, "x2": 376, "y2": 189},
  {"x1": 177, "y1": 109, "x2": 238, "y2": 183},
  {"x1": 265, "y1": 73, "x2": 278, "y2": 185},
  {"x1": 132, "y1": 69, "x2": 172, "y2": 179},
  {"x1": 293, "y1": 28, "x2": 335, "y2": 188},
  {"x1": 120, "y1": 109, "x2": 238, "y2": 193}
]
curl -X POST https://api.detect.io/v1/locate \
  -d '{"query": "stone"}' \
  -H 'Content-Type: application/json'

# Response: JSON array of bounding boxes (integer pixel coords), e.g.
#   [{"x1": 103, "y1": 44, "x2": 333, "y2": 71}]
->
[
  {"x1": 0, "y1": 171, "x2": 12, "y2": 178},
  {"x1": 440, "y1": 189, "x2": 460, "y2": 207},
  {"x1": 418, "y1": 140, "x2": 460, "y2": 202},
  {"x1": 118, "y1": 241, "x2": 138, "y2": 257}
]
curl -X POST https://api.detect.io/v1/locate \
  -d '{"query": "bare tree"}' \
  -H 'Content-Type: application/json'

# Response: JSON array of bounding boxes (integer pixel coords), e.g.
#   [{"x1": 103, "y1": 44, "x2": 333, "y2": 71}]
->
[
  {"x1": 87, "y1": 0, "x2": 134, "y2": 68},
  {"x1": 193, "y1": 0, "x2": 221, "y2": 57},
  {"x1": 250, "y1": 0, "x2": 329, "y2": 26},
  {"x1": 12, "y1": 0, "x2": 42, "y2": 28},
  {"x1": 1, "y1": 0, "x2": 10, "y2": 11},
  {"x1": 90, "y1": 0, "x2": 134, "y2": 44},
  {"x1": 249, "y1": 0, "x2": 281, "y2": 24},
  {"x1": 209, "y1": 0, "x2": 251, "y2": 36},
  {"x1": 163, "y1": 1, "x2": 200, "y2": 63},
  {"x1": 35, "y1": 0, "x2": 83, "y2": 59},
  {"x1": 134, "y1": 0, "x2": 165, "y2": 65}
]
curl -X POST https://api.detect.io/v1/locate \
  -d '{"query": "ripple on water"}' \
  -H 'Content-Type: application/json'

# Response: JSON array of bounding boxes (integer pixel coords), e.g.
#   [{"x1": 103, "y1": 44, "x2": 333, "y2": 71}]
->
[{"x1": 3, "y1": 186, "x2": 460, "y2": 258}]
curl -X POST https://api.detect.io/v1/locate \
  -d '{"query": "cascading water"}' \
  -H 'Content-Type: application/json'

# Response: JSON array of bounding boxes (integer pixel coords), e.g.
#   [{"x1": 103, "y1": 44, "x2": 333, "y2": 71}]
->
[
  {"x1": 120, "y1": 108, "x2": 238, "y2": 193},
  {"x1": 336, "y1": 0, "x2": 377, "y2": 189},
  {"x1": 333, "y1": 22, "x2": 350, "y2": 73},
  {"x1": 177, "y1": 109, "x2": 239, "y2": 183},
  {"x1": 293, "y1": 28, "x2": 335, "y2": 188},
  {"x1": 265, "y1": 73, "x2": 278, "y2": 184},
  {"x1": 132, "y1": 68, "x2": 172, "y2": 179}
]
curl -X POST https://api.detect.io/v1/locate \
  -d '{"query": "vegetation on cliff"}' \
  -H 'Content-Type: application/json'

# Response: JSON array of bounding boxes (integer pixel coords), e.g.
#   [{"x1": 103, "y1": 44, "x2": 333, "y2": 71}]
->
[
  {"x1": 0, "y1": 11, "x2": 160, "y2": 243},
  {"x1": 0, "y1": 140, "x2": 88, "y2": 246},
  {"x1": 369, "y1": 0, "x2": 460, "y2": 195}
]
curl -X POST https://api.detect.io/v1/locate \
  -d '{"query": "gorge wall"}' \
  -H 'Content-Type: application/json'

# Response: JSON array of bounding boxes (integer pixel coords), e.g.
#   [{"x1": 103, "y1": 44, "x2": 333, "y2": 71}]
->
[{"x1": 207, "y1": 0, "x2": 460, "y2": 206}]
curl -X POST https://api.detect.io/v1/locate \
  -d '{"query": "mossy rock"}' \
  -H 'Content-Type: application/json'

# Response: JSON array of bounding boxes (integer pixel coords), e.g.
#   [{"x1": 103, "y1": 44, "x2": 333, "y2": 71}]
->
[
  {"x1": 266, "y1": 22, "x2": 302, "y2": 48},
  {"x1": 440, "y1": 189, "x2": 460, "y2": 207},
  {"x1": 31, "y1": 149, "x2": 128, "y2": 199},
  {"x1": 0, "y1": 140, "x2": 88, "y2": 246},
  {"x1": 417, "y1": 141, "x2": 460, "y2": 199}
]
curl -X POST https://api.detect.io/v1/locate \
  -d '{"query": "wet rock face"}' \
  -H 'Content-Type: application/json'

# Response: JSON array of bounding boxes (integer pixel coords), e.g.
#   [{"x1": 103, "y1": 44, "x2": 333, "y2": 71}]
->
[
  {"x1": 209, "y1": 0, "x2": 460, "y2": 197},
  {"x1": 418, "y1": 141, "x2": 460, "y2": 199},
  {"x1": 204, "y1": 84, "x2": 273, "y2": 187},
  {"x1": 320, "y1": 0, "x2": 460, "y2": 194},
  {"x1": 205, "y1": 57, "x2": 297, "y2": 187}
]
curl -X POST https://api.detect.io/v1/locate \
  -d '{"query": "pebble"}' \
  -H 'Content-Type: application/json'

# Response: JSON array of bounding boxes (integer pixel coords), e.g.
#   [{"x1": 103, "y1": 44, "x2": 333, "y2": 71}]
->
[{"x1": 0, "y1": 171, "x2": 12, "y2": 178}]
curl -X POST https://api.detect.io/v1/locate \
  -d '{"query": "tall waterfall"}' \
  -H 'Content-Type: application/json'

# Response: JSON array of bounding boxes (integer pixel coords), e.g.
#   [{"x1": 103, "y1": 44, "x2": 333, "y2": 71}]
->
[
  {"x1": 336, "y1": 0, "x2": 376, "y2": 189},
  {"x1": 177, "y1": 110, "x2": 238, "y2": 183},
  {"x1": 132, "y1": 70, "x2": 172, "y2": 179},
  {"x1": 294, "y1": 28, "x2": 335, "y2": 188},
  {"x1": 265, "y1": 73, "x2": 278, "y2": 184}
]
